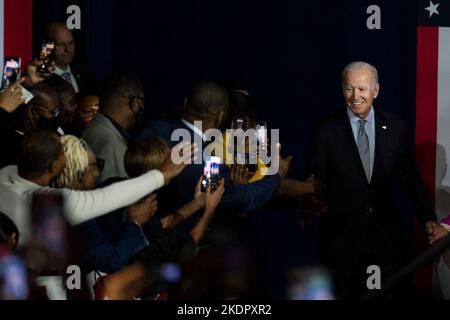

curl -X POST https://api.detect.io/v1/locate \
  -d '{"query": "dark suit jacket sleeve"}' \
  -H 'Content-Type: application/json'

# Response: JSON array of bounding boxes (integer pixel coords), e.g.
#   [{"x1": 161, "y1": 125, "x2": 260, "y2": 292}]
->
[
  {"x1": 396, "y1": 120, "x2": 437, "y2": 225},
  {"x1": 219, "y1": 164, "x2": 281, "y2": 212},
  {"x1": 76, "y1": 220, "x2": 148, "y2": 274},
  {"x1": 132, "y1": 120, "x2": 172, "y2": 144}
]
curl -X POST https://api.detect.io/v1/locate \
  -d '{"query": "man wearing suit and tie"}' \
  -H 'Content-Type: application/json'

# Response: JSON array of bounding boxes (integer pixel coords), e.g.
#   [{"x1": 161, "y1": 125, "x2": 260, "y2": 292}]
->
[
  {"x1": 47, "y1": 22, "x2": 96, "y2": 94},
  {"x1": 307, "y1": 61, "x2": 437, "y2": 299}
]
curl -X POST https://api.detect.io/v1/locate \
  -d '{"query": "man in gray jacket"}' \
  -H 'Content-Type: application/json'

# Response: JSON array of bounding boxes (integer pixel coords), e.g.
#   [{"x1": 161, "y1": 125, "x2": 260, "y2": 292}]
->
[{"x1": 83, "y1": 71, "x2": 145, "y2": 183}]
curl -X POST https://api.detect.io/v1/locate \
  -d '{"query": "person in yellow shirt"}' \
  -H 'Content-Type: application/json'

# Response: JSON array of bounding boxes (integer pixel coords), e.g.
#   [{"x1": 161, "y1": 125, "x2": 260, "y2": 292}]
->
[{"x1": 216, "y1": 89, "x2": 326, "y2": 224}]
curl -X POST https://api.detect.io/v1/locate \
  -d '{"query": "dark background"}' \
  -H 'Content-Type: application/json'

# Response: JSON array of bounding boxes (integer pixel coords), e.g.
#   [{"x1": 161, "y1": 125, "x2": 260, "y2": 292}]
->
[{"x1": 33, "y1": 0, "x2": 418, "y2": 180}]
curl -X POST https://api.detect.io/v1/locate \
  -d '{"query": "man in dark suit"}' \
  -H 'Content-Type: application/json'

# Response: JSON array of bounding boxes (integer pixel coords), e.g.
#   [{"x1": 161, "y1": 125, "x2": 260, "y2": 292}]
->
[
  {"x1": 136, "y1": 81, "x2": 287, "y2": 218},
  {"x1": 47, "y1": 22, "x2": 96, "y2": 94},
  {"x1": 307, "y1": 61, "x2": 437, "y2": 299}
]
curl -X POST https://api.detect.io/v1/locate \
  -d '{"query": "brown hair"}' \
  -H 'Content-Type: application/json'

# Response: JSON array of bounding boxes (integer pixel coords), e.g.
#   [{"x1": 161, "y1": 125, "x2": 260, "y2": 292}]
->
[{"x1": 125, "y1": 138, "x2": 170, "y2": 178}]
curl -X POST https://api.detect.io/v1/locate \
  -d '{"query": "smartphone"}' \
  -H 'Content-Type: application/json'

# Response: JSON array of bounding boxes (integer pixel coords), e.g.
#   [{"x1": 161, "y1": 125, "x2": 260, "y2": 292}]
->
[
  {"x1": 29, "y1": 193, "x2": 69, "y2": 273},
  {"x1": 38, "y1": 39, "x2": 56, "y2": 74},
  {"x1": 0, "y1": 252, "x2": 29, "y2": 300},
  {"x1": 231, "y1": 118, "x2": 246, "y2": 131},
  {"x1": 256, "y1": 122, "x2": 268, "y2": 154},
  {"x1": 230, "y1": 118, "x2": 246, "y2": 163},
  {"x1": 1, "y1": 57, "x2": 21, "y2": 89},
  {"x1": 288, "y1": 267, "x2": 335, "y2": 300},
  {"x1": 201, "y1": 156, "x2": 221, "y2": 193}
]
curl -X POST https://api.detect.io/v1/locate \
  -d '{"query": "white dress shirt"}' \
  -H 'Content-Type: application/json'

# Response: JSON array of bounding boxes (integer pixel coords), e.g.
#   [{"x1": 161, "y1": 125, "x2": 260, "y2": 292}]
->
[{"x1": 54, "y1": 65, "x2": 80, "y2": 93}]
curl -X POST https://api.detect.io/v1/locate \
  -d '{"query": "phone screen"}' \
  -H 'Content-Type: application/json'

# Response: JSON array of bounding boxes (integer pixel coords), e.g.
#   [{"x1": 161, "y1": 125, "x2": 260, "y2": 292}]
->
[
  {"x1": 256, "y1": 122, "x2": 267, "y2": 153},
  {"x1": 38, "y1": 39, "x2": 56, "y2": 73},
  {"x1": 288, "y1": 267, "x2": 335, "y2": 300},
  {"x1": 1, "y1": 57, "x2": 21, "y2": 89},
  {"x1": 201, "y1": 156, "x2": 221, "y2": 192},
  {"x1": 29, "y1": 193, "x2": 69, "y2": 273},
  {"x1": 231, "y1": 118, "x2": 245, "y2": 131},
  {"x1": 0, "y1": 252, "x2": 29, "y2": 300}
]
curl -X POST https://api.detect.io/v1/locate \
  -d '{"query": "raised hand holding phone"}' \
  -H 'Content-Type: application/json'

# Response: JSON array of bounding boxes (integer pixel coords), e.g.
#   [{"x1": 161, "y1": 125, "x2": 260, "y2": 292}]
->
[
  {"x1": 160, "y1": 142, "x2": 198, "y2": 185},
  {"x1": 1, "y1": 57, "x2": 21, "y2": 90},
  {"x1": 24, "y1": 59, "x2": 56, "y2": 87},
  {"x1": 204, "y1": 177, "x2": 225, "y2": 215},
  {"x1": 38, "y1": 39, "x2": 56, "y2": 74},
  {"x1": 0, "y1": 78, "x2": 26, "y2": 113},
  {"x1": 201, "y1": 156, "x2": 221, "y2": 193}
]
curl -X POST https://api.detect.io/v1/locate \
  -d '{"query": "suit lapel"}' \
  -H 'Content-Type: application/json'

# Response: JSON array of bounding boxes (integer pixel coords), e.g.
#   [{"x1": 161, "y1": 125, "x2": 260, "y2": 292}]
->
[{"x1": 370, "y1": 110, "x2": 388, "y2": 186}]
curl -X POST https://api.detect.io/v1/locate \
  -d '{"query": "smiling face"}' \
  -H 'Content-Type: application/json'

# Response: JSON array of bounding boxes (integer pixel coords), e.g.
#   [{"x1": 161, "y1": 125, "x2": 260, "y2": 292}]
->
[
  {"x1": 342, "y1": 67, "x2": 379, "y2": 119},
  {"x1": 77, "y1": 95, "x2": 100, "y2": 126}
]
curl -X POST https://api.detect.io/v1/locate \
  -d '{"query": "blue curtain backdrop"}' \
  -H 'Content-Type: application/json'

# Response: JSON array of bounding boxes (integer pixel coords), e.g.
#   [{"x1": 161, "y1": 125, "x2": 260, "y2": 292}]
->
[{"x1": 33, "y1": 0, "x2": 418, "y2": 179}]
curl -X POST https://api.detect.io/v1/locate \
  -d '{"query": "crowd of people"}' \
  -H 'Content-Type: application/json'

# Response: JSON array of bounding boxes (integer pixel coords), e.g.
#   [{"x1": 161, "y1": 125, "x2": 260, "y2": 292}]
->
[{"x1": 0, "y1": 21, "x2": 449, "y2": 300}]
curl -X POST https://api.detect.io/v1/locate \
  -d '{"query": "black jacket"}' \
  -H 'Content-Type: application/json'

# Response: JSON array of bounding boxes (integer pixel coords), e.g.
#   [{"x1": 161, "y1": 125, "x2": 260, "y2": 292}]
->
[{"x1": 307, "y1": 109, "x2": 436, "y2": 267}]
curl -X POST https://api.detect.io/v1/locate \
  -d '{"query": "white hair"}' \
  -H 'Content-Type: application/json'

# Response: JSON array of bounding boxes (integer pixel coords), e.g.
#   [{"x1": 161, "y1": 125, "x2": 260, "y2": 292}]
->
[
  {"x1": 54, "y1": 135, "x2": 89, "y2": 189},
  {"x1": 342, "y1": 61, "x2": 379, "y2": 86}
]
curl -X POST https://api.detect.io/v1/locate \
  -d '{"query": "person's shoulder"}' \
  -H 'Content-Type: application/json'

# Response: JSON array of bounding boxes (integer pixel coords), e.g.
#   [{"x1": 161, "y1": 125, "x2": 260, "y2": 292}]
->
[
  {"x1": 136, "y1": 118, "x2": 182, "y2": 142},
  {"x1": 82, "y1": 122, "x2": 117, "y2": 147},
  {"x1": 84, "y1": 114, "x2": 114, "y2": 134},
  {"x1": 376, "y1": 110, "x2": 407, "y2": 128}
]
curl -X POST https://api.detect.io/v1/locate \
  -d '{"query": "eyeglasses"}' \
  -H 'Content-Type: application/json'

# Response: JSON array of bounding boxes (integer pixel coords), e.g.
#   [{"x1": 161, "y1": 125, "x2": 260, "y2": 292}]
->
[{"x1": 89, "y1": 158, "x2": 105, "y2": 173}]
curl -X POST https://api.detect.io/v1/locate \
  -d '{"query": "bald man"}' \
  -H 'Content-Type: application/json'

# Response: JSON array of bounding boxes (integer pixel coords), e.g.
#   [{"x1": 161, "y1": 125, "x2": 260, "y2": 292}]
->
[{"x1": 46, "y1": 21, "x2": 96, "y2": 94}]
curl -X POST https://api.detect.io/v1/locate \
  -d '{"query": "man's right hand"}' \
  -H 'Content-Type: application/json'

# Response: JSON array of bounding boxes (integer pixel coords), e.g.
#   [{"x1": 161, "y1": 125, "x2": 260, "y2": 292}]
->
[
  {"x1": 230, "y1": 164, "x2": 254, "y2": 184},
  {"x1": 127, "y1": 194, "x2": 158, "y2": 226},
  {"x1": 426, "y1": 221, "x2": 450, "y2": 245},
  {"x1": 159, "y1": 142, "x2": 198, "y2": 185},
  {"x1": 0, "y1": 79, "x2": 26, "y2": 113},
  {"x1": 306, "y1": 175, "x2": 326, "y2": 195},
  {"x1": 204, "y1": 178, "x2": 225, "y2": 216},
  {"x1": 297, "y1": 194, "x2": 328, "y2": 228}
]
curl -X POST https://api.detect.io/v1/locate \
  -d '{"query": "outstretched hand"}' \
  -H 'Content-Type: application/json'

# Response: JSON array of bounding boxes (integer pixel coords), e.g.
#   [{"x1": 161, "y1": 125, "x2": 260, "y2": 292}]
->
[
  {"x1": 297, "y1": 194, "x2": 328, "y2": 228},
  {"x1": 24, "y1": 59, "x2": 56, "y2": 87},
  {"x1": 230, "y1": 164, "x2": 255, "y2": 184},
  {"x1": 159, "y1": 142, "x2": 198, "y2": 185},
  {"x1": 426, "y1": 221, "x2": 449, "y2": 245},
  {"x1": 127, "y1": 194, "x2": 158, "y2": 226},
  {"x1": 0, "y1": 78, "x2": 26, "y2": 112},
  {"x1": 204, "y1": 178, "x2": 225, "y2": 216}
]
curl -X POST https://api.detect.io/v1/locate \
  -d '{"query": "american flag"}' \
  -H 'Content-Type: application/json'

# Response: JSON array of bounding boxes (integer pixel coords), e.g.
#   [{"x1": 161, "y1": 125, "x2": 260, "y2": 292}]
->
[
  {"x1": 416, "y1": 0, "x2": 450, "y2": 299},
  {"x1": 0, "y1": 0, "x2": 32, "y2": 77}
]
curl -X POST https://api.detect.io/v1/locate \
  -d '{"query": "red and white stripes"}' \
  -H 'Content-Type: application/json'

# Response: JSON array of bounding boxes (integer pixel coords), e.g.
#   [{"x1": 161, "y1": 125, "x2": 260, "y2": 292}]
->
[{"x1": 0, "y1": 0, "x2": 33, "y2": 75}]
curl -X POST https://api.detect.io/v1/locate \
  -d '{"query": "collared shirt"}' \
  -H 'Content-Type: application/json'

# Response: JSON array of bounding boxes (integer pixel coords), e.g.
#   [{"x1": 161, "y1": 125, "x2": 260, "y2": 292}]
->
[
  {"x1": 54, "y1": 65, "x2": 80, "y2": 93},
  {"x1": 347, "y1": 106, "x2": 376, "y2": 180},
  {"x1": 181, "y1": 118, "x2": 207, "y2": 141}
]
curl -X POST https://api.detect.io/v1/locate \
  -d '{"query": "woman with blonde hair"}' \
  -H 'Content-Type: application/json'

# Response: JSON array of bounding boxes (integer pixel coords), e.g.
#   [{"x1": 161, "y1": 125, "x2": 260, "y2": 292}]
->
[{"x1": 54, "y1": 135, "x2": 159, "y2": 275}]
